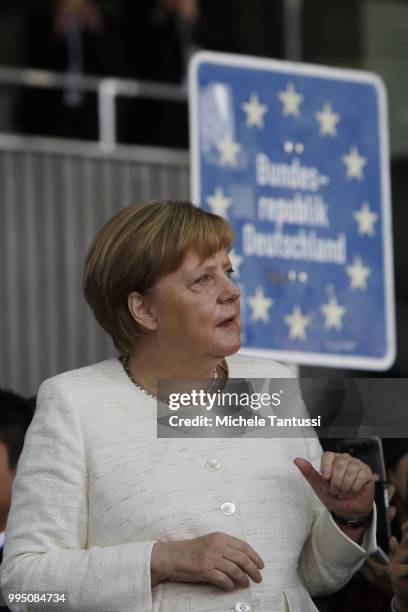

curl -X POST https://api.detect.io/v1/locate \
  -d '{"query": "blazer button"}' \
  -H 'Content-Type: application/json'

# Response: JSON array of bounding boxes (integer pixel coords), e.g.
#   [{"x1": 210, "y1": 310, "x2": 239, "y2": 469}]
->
[
  {"x1": 221, "y1": 501, "x2": 236, "y2": 515},
  {"x1": 205, "y1": 459, "x2": 221, "y2": 470},
  {"x1": 234, "y1": 602, "x2": 251, "y2": 612}
]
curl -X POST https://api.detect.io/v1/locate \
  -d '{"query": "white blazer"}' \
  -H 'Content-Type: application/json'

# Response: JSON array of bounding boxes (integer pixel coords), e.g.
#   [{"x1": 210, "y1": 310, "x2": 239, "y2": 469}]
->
[{"x1": 0, "y1": 353, "x2": 376, "y2": 612}]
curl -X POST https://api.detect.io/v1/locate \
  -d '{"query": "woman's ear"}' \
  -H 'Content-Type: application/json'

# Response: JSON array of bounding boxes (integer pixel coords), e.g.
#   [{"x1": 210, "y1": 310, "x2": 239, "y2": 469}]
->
[{"x1": 128, "y1": 292, "x2": 158, "y2": 332}]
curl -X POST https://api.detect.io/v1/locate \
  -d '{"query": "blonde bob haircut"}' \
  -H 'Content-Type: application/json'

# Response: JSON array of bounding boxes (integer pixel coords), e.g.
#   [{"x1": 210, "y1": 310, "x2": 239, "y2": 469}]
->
[{"x1": 83, "y1": 199, "x2": 234, "y2": 354}]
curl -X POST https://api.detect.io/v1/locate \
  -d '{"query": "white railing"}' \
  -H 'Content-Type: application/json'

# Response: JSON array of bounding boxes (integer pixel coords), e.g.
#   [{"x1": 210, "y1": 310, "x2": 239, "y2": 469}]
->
[{"x1": 0, "y1": 66, "x2": 188, "y2": 152}]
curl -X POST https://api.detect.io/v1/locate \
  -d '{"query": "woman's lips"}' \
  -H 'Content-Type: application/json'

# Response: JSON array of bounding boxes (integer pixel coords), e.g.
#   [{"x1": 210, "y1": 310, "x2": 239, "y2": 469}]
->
[{"x1": 217, "y1": 316, "x2": 237, "y2": 328}]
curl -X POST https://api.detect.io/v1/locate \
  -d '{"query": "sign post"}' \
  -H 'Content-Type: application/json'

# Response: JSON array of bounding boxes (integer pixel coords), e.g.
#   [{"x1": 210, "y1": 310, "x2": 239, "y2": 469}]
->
[{"x1": 189, "y1": 51, "x2": 395, "y2": 370}]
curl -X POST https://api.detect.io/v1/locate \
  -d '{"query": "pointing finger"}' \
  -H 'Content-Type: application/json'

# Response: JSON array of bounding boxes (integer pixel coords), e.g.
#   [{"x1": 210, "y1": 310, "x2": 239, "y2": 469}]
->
[{"x1": 294, "y1": 457, "x2": 327, "y2": 501}]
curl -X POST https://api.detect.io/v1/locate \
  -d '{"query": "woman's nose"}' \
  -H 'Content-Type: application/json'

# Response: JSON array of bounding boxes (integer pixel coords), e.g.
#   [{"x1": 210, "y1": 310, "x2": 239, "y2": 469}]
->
[{"x1": 219, "y1": 277, "x2": 241, "y2": 302}]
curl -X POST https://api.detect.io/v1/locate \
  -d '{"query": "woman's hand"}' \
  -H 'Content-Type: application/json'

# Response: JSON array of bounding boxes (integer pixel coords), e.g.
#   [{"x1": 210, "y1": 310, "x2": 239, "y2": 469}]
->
[
  {"x1": 151, "y1": 532, "x2": 264, "y2": 591},
  {"x1": 294, "y1": 452, "x2": 375, "y2": 519}
]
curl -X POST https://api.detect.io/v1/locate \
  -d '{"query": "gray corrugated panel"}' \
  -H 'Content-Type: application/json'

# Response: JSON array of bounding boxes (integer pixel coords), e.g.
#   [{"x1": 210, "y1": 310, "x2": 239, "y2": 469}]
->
[
  {"x1": 0, "y1": 135, "x2": 189, "y2": 396},
  {"x1": 81, "y1": 157, "x2": 100, "y2": 366},
  {"x1": 0, "y1": 153, "x2": 8, "y2": 384},
  {"x1": 2, "y1": 152, "x2": 19, "y2": 392},
  {"x1": 22, "y1": 151, "x2": 39, "y2": 392},
  {"x1": 135, "y1": 163, "x2": 155, "y2": 202},
  {"x1": 119, "y1": 161, "x2": 134, "y2": 206},
  {"x1": 43, "y1": 153, "x2": 60, "y2": 379},
  {"x1": 0, "y1": 156, "x2": 4, "y2": 382},
  {"x1": 61, "y1": 154, "x2": 81, "y2": 371}
]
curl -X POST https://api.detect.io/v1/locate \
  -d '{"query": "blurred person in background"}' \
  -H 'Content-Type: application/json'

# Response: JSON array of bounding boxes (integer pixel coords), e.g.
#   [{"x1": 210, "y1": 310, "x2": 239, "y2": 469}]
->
[
  {"x1": 357, "y1": 441, "x2": 408, "y2": 601},
  {"x1": 119, "y1": 0, "x2": 199, "y2": 148},
  {"x1": 0, "y1": 200, "x2": 378, "y2": 611},
  {"x1": 119, "y1": 0, "x2": 238, "y2": 147},
  {"x1": 123, "y1": 0, "x2": 200, "y2": 85},
  {"x1": 0, "y1": 390, "x2": 34, "y2": 565},
  {"x1": 384, "y1": 440, "x2": 408, "y2": 535},
  {"x1": 327, "y1": 440, "x2": 408, "y2": 611},
  {"x1": 15, "y1": 0, "x2": 123, "y2": 140},
  {"x1": 357, "y1": 518, "x2": 408, "y2": 612},
  {"x1": 389, "y1": 521, "x2": 408, "y2": 612},
  {"x1": 13, "y1": 0, "x2": 240, "y2": 147}
]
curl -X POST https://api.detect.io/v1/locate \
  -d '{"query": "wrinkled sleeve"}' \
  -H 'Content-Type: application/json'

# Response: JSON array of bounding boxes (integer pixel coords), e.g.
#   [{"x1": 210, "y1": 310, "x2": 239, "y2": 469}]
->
[
  {"x1": 0, "y1": 378, "x2": 155, "y2": 612},
  {"x1": 298, "y1": 434, "x2": 377, "y2": 596}
]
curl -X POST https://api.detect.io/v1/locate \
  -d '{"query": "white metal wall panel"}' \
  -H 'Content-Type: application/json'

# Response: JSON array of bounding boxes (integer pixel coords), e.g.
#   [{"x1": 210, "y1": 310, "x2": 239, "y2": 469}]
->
[{"x1": 0, "y1": 135, "x2": 189, "y2": 396}]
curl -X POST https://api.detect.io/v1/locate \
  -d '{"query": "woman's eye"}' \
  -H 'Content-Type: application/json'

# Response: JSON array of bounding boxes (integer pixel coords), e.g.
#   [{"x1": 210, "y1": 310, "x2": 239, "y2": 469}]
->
[
  {"x1": 193, "y1": 268, "x2": 235, "y2": 286},
  {"x1": 194, "y1": 274, "x2": 210, "y2": 285}
]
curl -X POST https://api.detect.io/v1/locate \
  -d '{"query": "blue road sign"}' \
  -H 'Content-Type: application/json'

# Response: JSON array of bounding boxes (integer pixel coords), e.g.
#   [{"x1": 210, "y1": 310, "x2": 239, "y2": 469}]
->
[{"x1": 189, "y1": 51, "x2": 395, "y2": 370}]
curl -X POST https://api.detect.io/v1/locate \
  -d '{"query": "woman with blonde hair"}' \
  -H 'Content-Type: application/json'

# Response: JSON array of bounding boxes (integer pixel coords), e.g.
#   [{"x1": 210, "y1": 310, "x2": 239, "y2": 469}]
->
[{"x1": 1, "y1": 200, "x2": 377, "y2": 611}]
